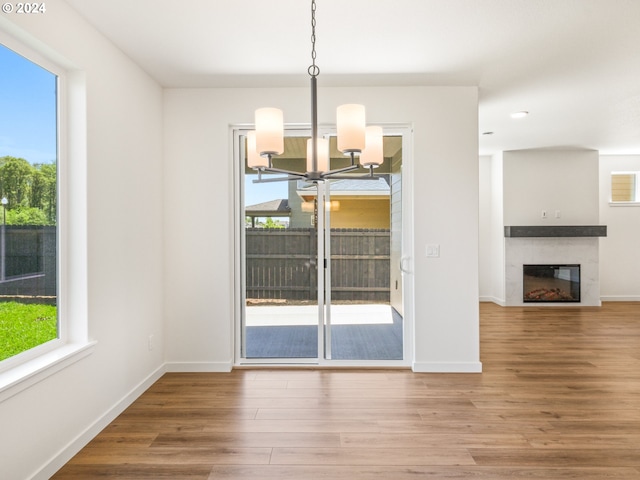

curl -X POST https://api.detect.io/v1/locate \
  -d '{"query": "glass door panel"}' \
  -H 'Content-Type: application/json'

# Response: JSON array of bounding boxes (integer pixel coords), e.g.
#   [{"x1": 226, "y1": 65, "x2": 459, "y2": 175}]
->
[
  {"x1": 324, "y1": 135, "x2": 403, "y2": 361},
  {"x1": 238, "y1": 130, "x2": 406, "y2": 364},
  {"x1": 242, "y1": 135, "x2": 319, "y2": 360}
]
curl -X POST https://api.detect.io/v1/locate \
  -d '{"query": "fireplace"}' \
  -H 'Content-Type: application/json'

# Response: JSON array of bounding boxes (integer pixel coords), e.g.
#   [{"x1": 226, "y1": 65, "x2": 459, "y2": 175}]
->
[{"x1": 523, "y1": 264, "x2": 580, "y2": 303}]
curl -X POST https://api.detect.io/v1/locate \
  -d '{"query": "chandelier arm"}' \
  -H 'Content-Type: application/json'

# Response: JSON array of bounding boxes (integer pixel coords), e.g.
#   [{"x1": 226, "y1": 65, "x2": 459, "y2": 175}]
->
[
  {"x1": 322, "y1": 174, "x2": 382, "y2": 180},
  {"x1": 261, "y1": 166, "x2": 308, "y2": 178},
  {"x1": 253, "y1": 174, "x2": 305, "y2": 184},
  {"x1": 322, "y1": 164, "x2": 360, "y2": 177}
]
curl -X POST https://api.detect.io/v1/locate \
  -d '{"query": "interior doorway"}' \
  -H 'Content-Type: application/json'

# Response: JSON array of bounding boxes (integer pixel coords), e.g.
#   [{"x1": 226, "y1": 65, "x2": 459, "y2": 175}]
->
[{"x1": 234, "y1": 127, "x2": 412, "y2": 366}]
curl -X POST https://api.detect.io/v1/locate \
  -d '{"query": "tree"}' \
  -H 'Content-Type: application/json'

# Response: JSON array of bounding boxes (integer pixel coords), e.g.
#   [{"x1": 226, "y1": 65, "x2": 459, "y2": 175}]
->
[
  {"x1": 0, "y1": 156, "x2": 32, "y2": 207},
  {"x1": 34, "y1": 163, "x2": 57, "y2": 223},
  {"x1": 264, "y1": 217, "x2": 284, "y2": 229},
  {"x1": 0, "y1": 156, "x2": 57, "y2": 225},
  {"x1": 6, "y1": 207, "x2": 48, "y2": 225}
]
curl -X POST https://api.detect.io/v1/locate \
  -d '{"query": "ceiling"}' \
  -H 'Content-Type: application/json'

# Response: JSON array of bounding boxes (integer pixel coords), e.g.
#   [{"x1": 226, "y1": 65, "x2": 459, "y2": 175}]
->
[{"x1": 63, "y1": 0, "x2": 640, "y2": 156}]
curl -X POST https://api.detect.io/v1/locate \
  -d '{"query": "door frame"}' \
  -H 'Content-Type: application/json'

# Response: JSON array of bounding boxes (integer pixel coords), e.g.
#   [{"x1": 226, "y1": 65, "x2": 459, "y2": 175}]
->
[{"x1": 232, "y1": 124, "x2": 414, "y2": 367}]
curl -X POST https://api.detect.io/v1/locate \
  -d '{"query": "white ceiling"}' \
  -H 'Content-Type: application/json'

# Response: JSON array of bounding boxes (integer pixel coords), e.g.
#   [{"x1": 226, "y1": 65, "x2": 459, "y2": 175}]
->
[{"x1": 63, "y1": 0, "x2": 640, "y2": 156}]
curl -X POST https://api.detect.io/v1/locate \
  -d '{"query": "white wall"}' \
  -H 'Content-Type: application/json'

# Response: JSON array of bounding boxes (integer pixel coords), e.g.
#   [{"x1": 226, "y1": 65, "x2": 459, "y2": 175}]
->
[
  {"x1": 0, "y1": 4, "x2": 165, "y2": 479},
  {"x1": 503, "y1": 150, "x2": 600, "y2": 225},
  {"x1": 480, "y1": 149, "x2": 601, "y2": 304},
  {"x1": 163, "y1": 85, "x2": 481, "y2": 373},
  {"x1": 478, "y1": 155, "x2": 493, "y2": 301},
  {"x1": 478, "y1": 150, "x2": 640, "y2": 303},
  {"x1": 599, "y1": 155, "x2": 640, "y2": 300},
  {"x1": 490, "y1": 153, "x2": 505, "y2": 304}
]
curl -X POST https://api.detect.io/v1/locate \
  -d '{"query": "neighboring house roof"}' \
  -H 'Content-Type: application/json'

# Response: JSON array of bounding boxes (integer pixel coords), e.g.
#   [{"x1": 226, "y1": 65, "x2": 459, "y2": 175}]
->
[
  {"x1": 297, "y1": 177, "x2": 390, "y2": 198},
  {"x1": 245, "y1": 199, "x2": 291, "y2": 217}
]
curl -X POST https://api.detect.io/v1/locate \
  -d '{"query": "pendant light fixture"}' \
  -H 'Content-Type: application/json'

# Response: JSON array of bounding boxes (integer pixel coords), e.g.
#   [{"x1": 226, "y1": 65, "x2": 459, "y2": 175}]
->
[{"x1": 247, "y1": 0, "x2": 383, "y2": 183}]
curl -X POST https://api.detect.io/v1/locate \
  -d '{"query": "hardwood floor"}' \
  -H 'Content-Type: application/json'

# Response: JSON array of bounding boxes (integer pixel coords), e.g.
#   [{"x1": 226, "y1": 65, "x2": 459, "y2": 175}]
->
[{"x1": 53, "y1": 302, "x2": 640, "y2": 479}]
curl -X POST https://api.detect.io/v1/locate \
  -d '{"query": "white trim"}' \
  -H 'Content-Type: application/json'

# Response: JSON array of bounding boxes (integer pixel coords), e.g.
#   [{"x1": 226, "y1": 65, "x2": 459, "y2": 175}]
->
[
  {"x1": 480, "y1": 296, "x2": 506, "y2": 305},
  {"x1": 412, "y1": 361, "x2": 483, "y2": 373},
  {"x1": 31, "y1": 364, "x2": 165, "y2": 480},
  {"x1": 0, "y1": 341, "x2": 95, "y2": 403},
  {"x1": 238, "y1": 358, "x2": 319, "y2": 365},
  {"x1": 233, "y1": 363, "x2": 411, "y2": 370},
  {"x1": 232, "y1": 127, "x2": 245, "y2": 365},
  {"x1": 608, "y1": 202, "x2": 640, "y2": 207},
  {"x1": 600, "y1": 295, "x2": 640, "y2": 302},
  {"x1": 165, "y1": 361, "x2": 233, "y2": 373},
  {"x1": 399, "y1": 124, "x2": 415, "y2": 367}
]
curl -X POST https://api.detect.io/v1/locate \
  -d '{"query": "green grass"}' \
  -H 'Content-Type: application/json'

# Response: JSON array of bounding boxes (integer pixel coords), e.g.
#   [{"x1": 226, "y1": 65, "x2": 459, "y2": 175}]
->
[{"x1": 0, "y1": 302, "x2": 57, "y2": 362}]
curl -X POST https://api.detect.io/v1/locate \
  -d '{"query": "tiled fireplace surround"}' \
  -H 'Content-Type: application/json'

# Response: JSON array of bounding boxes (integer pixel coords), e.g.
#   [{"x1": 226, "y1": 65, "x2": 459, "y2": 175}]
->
[{"x1": 504, "y1": 226, "x2": 607, "y2": 306}]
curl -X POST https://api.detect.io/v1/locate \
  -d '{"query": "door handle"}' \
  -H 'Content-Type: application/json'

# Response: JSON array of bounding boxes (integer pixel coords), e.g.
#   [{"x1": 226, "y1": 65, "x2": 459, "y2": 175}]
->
[{"x1": 400, "y1": 256, "x2": 411, "y2": 274}]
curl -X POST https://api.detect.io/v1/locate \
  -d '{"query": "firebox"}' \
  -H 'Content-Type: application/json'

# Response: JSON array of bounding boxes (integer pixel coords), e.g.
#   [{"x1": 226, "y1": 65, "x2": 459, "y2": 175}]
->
[{"x1": 523, "y1": 264, "x2": 581, "y2": 303}]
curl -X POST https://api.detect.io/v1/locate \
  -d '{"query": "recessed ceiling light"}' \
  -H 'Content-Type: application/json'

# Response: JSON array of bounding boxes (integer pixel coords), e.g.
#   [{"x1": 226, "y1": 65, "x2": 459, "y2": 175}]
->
[{"x1": 510, "y1": 111, "x2": 529, "y2": 119}]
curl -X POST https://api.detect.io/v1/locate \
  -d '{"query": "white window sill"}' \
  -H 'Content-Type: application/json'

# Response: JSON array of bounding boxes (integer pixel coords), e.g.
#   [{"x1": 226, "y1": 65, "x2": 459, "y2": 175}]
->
[
  {"x1": 0, "y1": 341, "x2": 96, "y2": 403},
  {"x1": 609, "y1": 202, "x2": 640, "y2": 207}
]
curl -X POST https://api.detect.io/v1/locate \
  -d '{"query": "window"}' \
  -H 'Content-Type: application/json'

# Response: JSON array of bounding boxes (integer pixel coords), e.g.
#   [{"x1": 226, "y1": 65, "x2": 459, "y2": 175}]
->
[
  {"x1": 0, "y1": 43, "x2": 58, "y2": 366},
  {"x1": 611, "y1": 171, "x2": 640, "y2": 204},
  {"x1": 0, "y1": 31, "x2": 92, "y2": 402}
]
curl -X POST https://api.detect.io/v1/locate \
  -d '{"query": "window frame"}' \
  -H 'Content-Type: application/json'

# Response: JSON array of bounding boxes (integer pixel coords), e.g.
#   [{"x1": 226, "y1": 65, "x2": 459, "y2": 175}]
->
[
  {"x1": 610, "y1": 171, "x2": 640, "y2": 206},
  {"x1": 0, "y1": 29, "x2": 94, "y2": 403}
]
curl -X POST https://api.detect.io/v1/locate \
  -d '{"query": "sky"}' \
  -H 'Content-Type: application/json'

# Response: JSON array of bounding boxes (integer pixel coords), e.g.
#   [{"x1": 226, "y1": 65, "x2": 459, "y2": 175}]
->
[
  {"x1": 244, "y1": 174, "x2": 289, "y2": 207},
  {"x1": 0, "y1": 44, "x2": 57, "y2": 165}
]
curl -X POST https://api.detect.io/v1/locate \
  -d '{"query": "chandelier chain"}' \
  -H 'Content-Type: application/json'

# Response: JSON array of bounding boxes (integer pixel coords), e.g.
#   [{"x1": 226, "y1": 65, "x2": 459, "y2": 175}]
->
[{"x1": 308, "y1": 0, "x2": 320, "y2": 77}]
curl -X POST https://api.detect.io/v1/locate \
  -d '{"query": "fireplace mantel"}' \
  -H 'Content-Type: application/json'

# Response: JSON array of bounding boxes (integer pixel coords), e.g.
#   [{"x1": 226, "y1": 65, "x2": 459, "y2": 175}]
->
[{"x1": 504, "y1": 225, "x2": 607, "y2": 238}]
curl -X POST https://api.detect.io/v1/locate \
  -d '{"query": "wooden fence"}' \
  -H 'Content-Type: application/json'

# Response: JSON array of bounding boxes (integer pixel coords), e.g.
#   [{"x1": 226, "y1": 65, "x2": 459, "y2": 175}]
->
[{"x1": 246, "y1": 228, "x2": 390, "y2": 303}]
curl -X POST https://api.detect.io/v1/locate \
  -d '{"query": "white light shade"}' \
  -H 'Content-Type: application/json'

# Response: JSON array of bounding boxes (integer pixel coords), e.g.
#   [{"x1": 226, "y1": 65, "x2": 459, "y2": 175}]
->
[
  {"x1": 255, "y1": 108, "x2": 284, "y2": 155},
  {"x1": 359, "y1": 126, "x2": 384, "y2": 167},
  {"x1": 307, "y1": 138, "x2": 329, "y2": 172},
  {"x1": 336, "y1": 104, "x2": 366, "y2": 153},
  {"x1": 247, "y1": 131, "x2": 268, "y2": 169},
  {"x1": 301, "y1": 202, "x2": 315, "y2": 213}
]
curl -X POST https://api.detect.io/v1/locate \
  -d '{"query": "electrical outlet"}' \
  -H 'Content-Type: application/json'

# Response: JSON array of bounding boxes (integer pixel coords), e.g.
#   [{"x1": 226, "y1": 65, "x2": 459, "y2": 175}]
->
[
  {"x1": 555, "y1": 210, "x2": 561, "y2": 218},
  {"x1": 148, "y1": 334, "x2": 154, "y2": 351},
  {"x1": 541, "y1": 210, "x2": 547, "y2": 219},
  {"x1": 426, "y1": 244, "x2": 440, "y2": 258}
]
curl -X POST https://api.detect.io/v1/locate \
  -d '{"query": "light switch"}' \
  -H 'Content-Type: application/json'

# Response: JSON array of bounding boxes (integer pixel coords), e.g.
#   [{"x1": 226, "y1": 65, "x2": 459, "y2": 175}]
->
[{"x1": 426, "y1": 244, "x2": 440, "y2": 257}]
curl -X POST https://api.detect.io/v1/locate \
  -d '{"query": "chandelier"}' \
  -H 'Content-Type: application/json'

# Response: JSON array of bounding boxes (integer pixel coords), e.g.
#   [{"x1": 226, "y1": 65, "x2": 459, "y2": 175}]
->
[{"x1": 247, "y1": 0, "x2": 383, "y2": 183}]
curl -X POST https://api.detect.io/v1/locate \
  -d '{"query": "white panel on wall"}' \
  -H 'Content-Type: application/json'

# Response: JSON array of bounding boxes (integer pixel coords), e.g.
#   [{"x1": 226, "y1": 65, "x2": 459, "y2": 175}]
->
[
  {"x1": 478, "y1": 156, "x2": 493, "y2": 300},
  {"x1": 599, "y1": 155, "x2": 640, "y2": 300},
  {"x1": 503, "y1": 150, "x2": 599, "y2": 226}
]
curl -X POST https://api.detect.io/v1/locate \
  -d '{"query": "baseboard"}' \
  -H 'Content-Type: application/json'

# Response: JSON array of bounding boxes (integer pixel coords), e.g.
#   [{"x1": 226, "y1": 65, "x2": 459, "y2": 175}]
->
[
  {"x1": 480, "y1": 296, "x2": 505, "y2": 306},
  {"x1": 600, "y1": 295, "x2": 640, "y2": 302},
  {"x1": 165, "y1": 361, "x2": 233, "y2": 373},
  {"x1": 33, "y1": 364, "x2": 167, "y2": 480},
  {"x1": 412, "y1": 361, "x2": 483, "y2": 373}
]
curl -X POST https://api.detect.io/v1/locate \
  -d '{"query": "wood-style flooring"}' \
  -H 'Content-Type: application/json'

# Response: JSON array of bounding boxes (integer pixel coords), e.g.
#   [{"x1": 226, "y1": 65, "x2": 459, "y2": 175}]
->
[{"x1": 53, "y1": 302, "x2": 640, "y2": 479}]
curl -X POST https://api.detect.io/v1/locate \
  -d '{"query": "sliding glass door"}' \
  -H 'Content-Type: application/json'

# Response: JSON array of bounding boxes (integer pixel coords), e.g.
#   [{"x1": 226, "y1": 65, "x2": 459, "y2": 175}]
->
[{"x1": 235, "y1": 128, "x2": 411, "y2": 365}]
